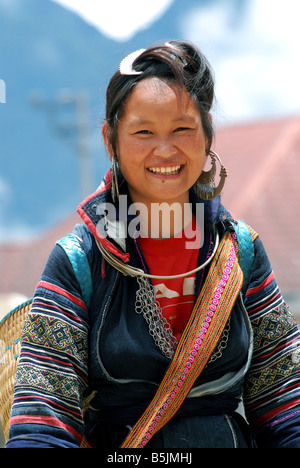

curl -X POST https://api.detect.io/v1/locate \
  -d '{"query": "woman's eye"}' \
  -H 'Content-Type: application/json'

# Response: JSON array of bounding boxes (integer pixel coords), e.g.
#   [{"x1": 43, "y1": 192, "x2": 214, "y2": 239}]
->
[
  {"x1": 135, "y1": 130, "x2": 152, "y2": 135},
  {"x1": 174, "y1": 127, "x2": 190, "y2": 132}
]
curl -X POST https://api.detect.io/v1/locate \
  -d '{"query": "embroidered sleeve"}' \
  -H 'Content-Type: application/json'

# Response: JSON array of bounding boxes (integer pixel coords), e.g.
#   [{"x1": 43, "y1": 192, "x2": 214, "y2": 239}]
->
[
  {"x1": 7, "y1": 243, "x2": 90, "y2": 448},
  {"x1": 243, "y1": 236, "x2": 300, "y2": 443}
]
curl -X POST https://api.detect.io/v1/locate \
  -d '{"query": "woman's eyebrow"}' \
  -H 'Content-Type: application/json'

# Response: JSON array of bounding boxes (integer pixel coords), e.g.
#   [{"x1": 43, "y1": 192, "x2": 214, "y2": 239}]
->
[
  {"x1": 128, "y1": 118, "x2": 152, "y2": 126},
  {"x1": 128, "y1": 115, "x2": 197, "y2": 126},
  {"x1": 173, "y1": 115, "x2": 198, "y2": 123}
]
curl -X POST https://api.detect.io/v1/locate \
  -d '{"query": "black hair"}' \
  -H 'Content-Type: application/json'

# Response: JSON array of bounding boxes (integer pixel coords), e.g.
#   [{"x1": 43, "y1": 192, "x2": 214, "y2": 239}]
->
[{"x1": 105, "y1": 40, "x2": 215, "y2": 156}]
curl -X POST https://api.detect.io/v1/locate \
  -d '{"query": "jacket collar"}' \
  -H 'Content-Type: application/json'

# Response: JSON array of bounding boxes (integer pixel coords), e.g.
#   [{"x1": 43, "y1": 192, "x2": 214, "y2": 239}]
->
[{"x1": 77, "y1": 168, "x2": 234, "y2": 262}]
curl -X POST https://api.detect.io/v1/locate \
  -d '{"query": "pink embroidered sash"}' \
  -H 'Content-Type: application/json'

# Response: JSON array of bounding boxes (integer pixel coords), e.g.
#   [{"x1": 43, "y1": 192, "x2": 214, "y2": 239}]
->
[{"x1": 121, "y1": 231, "x2": 243, "y2": 448}]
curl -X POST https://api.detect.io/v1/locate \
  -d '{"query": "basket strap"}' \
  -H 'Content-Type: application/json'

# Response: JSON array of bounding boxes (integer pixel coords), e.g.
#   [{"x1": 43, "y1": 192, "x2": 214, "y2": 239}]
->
[
  {"x1": 121, "y1": 230, "x2": 244, "y2": 448},
  {"x1": 56, "y1": 234, "x2": 92, "y2": 309}
]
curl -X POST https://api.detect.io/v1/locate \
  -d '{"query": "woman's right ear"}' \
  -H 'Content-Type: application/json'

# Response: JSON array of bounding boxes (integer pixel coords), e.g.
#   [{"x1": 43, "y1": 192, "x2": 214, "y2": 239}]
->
[{"x1": 102, "y1": 123, "x2": 114, "y2": 161}]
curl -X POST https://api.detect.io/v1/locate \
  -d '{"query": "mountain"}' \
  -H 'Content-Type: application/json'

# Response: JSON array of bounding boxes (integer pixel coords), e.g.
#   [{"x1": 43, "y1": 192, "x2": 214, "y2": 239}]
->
[{"x1": 0, "y1": 0, "x2": 117, "y2": 240}]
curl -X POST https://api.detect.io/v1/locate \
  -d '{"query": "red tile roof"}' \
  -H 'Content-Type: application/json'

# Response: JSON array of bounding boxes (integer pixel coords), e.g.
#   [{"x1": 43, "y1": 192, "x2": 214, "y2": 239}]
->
[
  {"x1": 1, "y1": 116, "x2": 299, "y2": 300},
  {"x1": 0, "y1": 213, "x2": 81, "y2": 298},
  {"x1": 214, "y1": 116, "x2": 300, "y2": 293}
]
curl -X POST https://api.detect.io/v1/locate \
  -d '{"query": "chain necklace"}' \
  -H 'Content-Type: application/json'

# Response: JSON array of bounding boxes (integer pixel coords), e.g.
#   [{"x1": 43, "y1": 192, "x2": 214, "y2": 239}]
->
[{"x1": 96, "y1": 233, "x2": 220, "y2": 358}]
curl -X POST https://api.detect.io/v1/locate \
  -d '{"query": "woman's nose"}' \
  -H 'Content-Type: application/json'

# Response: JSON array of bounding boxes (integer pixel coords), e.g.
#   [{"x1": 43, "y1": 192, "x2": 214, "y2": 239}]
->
[{"x1": 153, "y1": 137, "x2": 177, "y2": 158}]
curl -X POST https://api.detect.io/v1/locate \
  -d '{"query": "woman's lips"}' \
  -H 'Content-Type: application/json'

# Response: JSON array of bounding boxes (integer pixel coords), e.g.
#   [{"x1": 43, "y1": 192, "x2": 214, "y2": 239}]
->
[{"x1": 147, "y1": 164, "x2": 182, "y2": 175}]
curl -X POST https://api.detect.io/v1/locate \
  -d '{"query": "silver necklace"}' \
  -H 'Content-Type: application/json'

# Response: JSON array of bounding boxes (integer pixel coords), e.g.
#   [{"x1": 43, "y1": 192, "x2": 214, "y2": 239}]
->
[{"x1": 96, "y1": 233, "x2": 219, "y2": 358}]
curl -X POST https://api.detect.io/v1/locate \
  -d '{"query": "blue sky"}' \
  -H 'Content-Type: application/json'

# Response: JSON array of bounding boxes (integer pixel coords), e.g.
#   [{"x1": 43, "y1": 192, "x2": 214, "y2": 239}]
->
[
  {"x1": 51, "y1": 0, "x2": 300, "y2": 123},
  {"x1": 51, "y1": 0, "x2": 174, "y2": 41}
]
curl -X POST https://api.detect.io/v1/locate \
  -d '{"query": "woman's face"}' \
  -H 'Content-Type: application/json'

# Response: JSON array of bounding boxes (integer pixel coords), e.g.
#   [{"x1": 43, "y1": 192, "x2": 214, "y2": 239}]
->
[{"x1": 103, "y1": 77, "x2": 208, "y2": 209}]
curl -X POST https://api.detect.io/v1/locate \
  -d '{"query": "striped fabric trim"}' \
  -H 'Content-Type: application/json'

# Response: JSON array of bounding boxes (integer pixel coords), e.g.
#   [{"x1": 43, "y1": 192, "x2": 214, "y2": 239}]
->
[
  {"x1": 77, "y1": 170, "x2": 130, "y2": 264},
  {"x1": 254, "y1": 398, "x2": 300, "y2": 427},
  {"x1": 121, "y1": 231, "x2": 243, "y2": 448},
  {"x1": 245, "y1": 271, "x2": 275, "y2": 297},
  {"x1": 9, "y1": 415, "x2": 83, "y2": 442},
  {"x1": 248, "y1": 226, "x2": 259, "y2": 243},
  {"x1": 243, "y1": 265, "x2": 300, "y2": 428},
  {"x1": 36, "y1": 281, "x2": 87, "y2": 310},
  {"x1": 11, "y1": 281, "x2": 89, "y2": 443}
]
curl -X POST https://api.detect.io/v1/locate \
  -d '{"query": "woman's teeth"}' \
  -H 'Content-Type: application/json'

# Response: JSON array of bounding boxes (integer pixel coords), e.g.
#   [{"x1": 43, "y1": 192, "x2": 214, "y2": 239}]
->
[{"x1": 148, "y1": 165, "x2": 181, "y2": 175}]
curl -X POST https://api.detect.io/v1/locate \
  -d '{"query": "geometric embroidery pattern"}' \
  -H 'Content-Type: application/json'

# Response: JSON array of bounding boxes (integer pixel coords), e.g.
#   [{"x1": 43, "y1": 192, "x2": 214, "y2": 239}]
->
[
  {"x1": 244, "y1": 355, "x2": 300, "y2": 397},
  {"x1": 14, "y1": 365, "x2": 83, "y2": 401},
  {"x1": 251, "y1": 303, "x2": 298, "y2": 351},
  {"x1": 243, "y1": 300, "x2": 300, "y2": 421},
  {"x1": 22, "y1": 314, "x2": 88, "y2": 363}
]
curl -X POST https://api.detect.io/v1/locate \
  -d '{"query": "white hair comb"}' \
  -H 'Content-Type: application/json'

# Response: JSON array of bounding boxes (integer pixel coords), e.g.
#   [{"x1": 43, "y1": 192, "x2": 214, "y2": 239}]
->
[{"x1": 119, "y1": 49, "x2": 146, "y2": 75}]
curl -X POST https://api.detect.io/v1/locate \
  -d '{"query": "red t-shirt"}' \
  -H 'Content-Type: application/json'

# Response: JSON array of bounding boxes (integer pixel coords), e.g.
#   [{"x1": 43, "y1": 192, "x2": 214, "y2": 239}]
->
[{"x1": 138, "y1": 216, "x2": 201, "y2": 342}]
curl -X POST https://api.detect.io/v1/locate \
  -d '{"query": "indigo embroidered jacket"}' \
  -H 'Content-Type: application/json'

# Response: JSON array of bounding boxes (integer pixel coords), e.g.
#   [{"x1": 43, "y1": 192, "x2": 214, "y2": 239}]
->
[{"x1": 6, "y1": 171, "x2": 300, "y2": 448}]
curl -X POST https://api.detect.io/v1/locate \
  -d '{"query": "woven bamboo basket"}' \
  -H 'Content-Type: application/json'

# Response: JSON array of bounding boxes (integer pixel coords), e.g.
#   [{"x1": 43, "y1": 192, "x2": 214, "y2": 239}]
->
[{"x1": 0, "y1": 300, "x2": 31, "y2": 442}]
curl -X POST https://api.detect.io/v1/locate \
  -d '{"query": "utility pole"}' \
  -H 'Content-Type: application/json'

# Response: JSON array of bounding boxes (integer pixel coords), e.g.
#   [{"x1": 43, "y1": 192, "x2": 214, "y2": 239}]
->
[{"x1": 31, "y1": 89, "x2": 93, "y2": 199}]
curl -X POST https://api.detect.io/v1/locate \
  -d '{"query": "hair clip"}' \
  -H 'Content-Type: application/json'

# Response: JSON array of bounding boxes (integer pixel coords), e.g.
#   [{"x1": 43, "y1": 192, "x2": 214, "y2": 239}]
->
[
  {"x1": 165, "y1": 42, "x2": 188, "y2": 67},
  {"x1": 165, "y1": 42, "x2": 176, "y2": 50},
  {"x1": 119, "y1": 49, "x2": 146, "y2": 75}
]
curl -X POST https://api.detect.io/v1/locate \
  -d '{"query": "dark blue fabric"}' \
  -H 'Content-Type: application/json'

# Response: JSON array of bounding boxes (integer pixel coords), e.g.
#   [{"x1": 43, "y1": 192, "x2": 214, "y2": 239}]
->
[
  {"x1": 6, "y1": 180, "x2": 300, "y2": 448},
  {"x1": 7, "y1": 433, "x2": 78, "y2": 449},
  {"x1": 145, "y1": 414, "x2": 249, "y2": 448},
  {"x1": 84, "y1": 414, "x2": 250, "y2": 449},
  {"x1": 255, "y1": 408, "x2": 300, "y2": 448}
]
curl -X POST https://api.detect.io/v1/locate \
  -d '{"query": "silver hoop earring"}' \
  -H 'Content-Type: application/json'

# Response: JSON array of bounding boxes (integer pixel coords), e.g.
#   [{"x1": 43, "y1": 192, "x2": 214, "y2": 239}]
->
[
  {"x1": 111, "y1": 155, "x2": 119, "y2": 203},
  {"x1": 194, "y1": 151, "x2": 227, "y2": 200}
]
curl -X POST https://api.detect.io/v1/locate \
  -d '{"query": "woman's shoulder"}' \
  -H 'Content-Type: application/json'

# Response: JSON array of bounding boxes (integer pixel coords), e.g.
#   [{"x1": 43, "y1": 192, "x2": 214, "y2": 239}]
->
[{"x1": 52, "y1": 222, "x2": 99, "y2": 273}]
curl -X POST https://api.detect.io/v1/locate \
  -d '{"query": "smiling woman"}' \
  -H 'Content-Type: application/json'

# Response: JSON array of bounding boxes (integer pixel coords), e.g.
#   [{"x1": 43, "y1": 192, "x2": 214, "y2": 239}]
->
[
  {"x1": 104, "y1": 42, "x2": 214, "y2": 158},
  {"x1": 103, "y1": 77, "x2": 207, "y2": 212},
  {"x1": 101, "y1": 42, "x2": 215, "y2": 238},
  {"x1": 6, "y1": 40, "x2": 300, "y2": 450}
]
